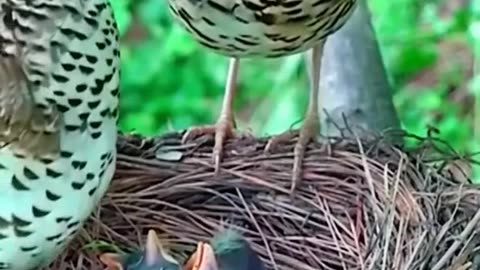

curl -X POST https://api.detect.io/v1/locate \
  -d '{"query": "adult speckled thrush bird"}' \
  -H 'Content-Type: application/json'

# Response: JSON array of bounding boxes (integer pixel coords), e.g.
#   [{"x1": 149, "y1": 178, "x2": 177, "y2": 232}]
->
[
  {"x1": 169, "y1": 0, "x2": 357, "y2": 193},
  {"x1": 0, "y1": 0, "x2": 119, "y2": 269}
]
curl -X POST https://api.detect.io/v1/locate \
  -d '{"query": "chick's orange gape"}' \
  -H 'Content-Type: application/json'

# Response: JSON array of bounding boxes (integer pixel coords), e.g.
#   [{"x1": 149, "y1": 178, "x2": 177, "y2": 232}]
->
[{"x1": 185, "y1": 242, "x2": 218, "y2": 270}]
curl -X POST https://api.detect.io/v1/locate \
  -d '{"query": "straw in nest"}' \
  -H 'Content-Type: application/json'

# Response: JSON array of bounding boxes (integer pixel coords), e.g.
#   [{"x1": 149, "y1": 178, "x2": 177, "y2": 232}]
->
[{"x1": 45, "y1": 131, "x2": 480, "y2": 270}]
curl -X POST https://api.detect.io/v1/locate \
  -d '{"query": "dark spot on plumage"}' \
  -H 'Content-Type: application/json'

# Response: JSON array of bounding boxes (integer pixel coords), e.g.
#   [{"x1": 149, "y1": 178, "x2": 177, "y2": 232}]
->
[
  {"x1": 100, "y1": 153, "x2": 109, "y2": 160},
  {"x1": 76, "y1": 84, "x2": 88, "y2": 92},
  {"x1": 65, "y1": 125, "x2": 80, "y2": 132},
  {"x1": 88, "y1": 100, "x2": 101, "y2": 109},
  {"x1": 46, "y1": 168, "x2": 62, "y2": 178},
  {"x1": 11, "y1": 176, "x2": 29, "y2": 191},
  {"x1": 0, "y1": 163, "x2": 5, "y2": 169},
  {"x1": 281, "y1": 0, "x2": 302, "y2": 8},
  {"x1": 111, "y1": 87, "x2": 119, "y2": 97},
  {"x1": 46, "y1": 233, "x2": 62, "y2": 241},
  {"x1": 91, "y1": 132, "x2": 102, "y2": 139},
  {"x1": 56, "y1": 104, "x2": 69, "y2": 113},
  {"x1": 64, "y1": 5, "x2": 80, "y2": 15},
  {"x1": 12, "y1": 215, "x2": 30, "y2": 227},
  {"x1": 99, "y1": 169, "x2": 106, "y2": 178},
  {"x1": 198, "y1": 40, "x2": 223, "y2": 51},
  {"x1": 14, "y1": 228, "x2": 32, "y2": 237},
  {"x1": 13, "y1": 153, "x2": 26, "y2": 159},
  {"x1": 202, "y1": 17, "x2": 215, "y2": 26},
  {"x1": 23, "y1": 167, "x2": 39, "y2": 180},
  {"x1": 88, "y1": 10, "x2": 98, "y2": 17},
  {"x1": 39, "y1": 158, "x2": 54, "y2": 165},
  {"x1": 60, "y1": 27, "x2": 88, "y2": 40},
  {"x1": 86, "y1": 55, "x2": 98, "y2": 64},
  {"x1": 112, "y1": 108, "x2": 119, "y2": 118},
  {"x1": 60, "y1": 151, "x2": 73, "y2": 158},
  {"x1": 46, "y1": 190, "x2": 61, "y2": 201},
  {"x1": 71, "y1": 182, "x2": 85, "y2": 190},
  {"x1": 45, "y1": 98, "x2": 57, "y2": 105},
  {"x1": 113, "y1": 48, "x2": 120, "y2": 56},
  {"x1": 20, "y1": 246, "x2": 37, "y2": 252},
  {"x1": 67, "y1": 221, "x2": 80, "y2": 229},
  {"x1": 91, "y1": 82, "x2": 104, "y2": 95},
  {"x1": 254, "y1": 13, "x2": 277, "y2": 25},
  {"x1": 79, "y1": 65, "x2": 94, "y2": 75},
  {"x1": 56, "y1": 217, "x2": 72, "y2": 223},
  {"x1": 72, "y1": 161, "x2": 87, "y2": 170},
  {"x1": 61, "y1": 63, "x2": 76, "y2": 71},
  {"x1": 1, "y1": 4, "x2": 14, "y2": 29},
  {"x1": 284, "y1": 8, "x2": 307, "y2": 18},
  {"x1": 53, "y1": 90, "x2": 65, "y2": 96},
  {"x1": 29, "y1": 68, "x2": 44, "y2": 77},
  {"x1": 32, "y1": 206, "x2": 50, "y2": 218},
  {"x1": 52, "y1": 73, "x2": 69, "y2": 83},
  {"x1": 177, "y1": 7, "x2": 193, "y2": 21},
  {"x1": 95, "y1": 3, "x2": 108, "y2": 12},
  {"x1": 87, "y1": 173, "x2": 95, "y2": 180},
  {"x1": 0, "y1": 233, "x2": 7, "y2": 240},
  {"x1": 106, "y1": 58, "x2": 113, "y2": 66},
  {"x1": 89, "y1": 121, "x2": 102, "y2": 129},
  {"x1": 105, "y1": 72, "x2": 114, "y2": 82},
  {"x1": 32, "y1": 80, "x2": 42, "y2": 86},
  {"x1": 68, "y1": 98, "x2": 82, "y2": 107},
  {"x1": 84, "y1": 17, "x2": 98, "y2": 27},
  {"x1": 69, "y1": 51, "x2": 83, "y2": 60},
  {"x1": 79, "y1": 112, "x2": 90, "y2": 121},
  {"x1": 234, "y1": 37, "x2": 259, "y2": 46},
  {"x1": 100, "y1": 108, "x2": 110, "y2": 117},
  {"x1": 88, "y1": 187, "x2": 97, "y2": 196},
  {"x1": 96, "y1": 42, "x2": 106, "y2": 50},
  {"x1": 226, "y1": 43, "x2": 246, "y2": 51},
  {"x1": 0, "y1": 216, "x2": 9, "y2": 228},
  {"x1": 108, "y1": 156, "x2": 114, "y2": 165}
]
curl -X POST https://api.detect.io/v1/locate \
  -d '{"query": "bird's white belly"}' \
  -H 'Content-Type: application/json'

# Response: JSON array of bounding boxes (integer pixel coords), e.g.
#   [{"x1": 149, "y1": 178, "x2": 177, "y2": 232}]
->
[{"x1": 0, "y1": 125, "x2": 116, "y2": 270}]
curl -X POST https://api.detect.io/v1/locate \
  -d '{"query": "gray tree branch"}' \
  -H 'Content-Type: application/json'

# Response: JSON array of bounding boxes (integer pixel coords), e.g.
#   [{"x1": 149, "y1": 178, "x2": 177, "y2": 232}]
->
[{"x1": 318, "y1": 0, "x2": 401, "y2": 138}]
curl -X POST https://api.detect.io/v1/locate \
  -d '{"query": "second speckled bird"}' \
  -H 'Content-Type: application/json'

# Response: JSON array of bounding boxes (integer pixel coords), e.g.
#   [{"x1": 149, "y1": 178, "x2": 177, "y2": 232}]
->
[{"x1": 169, "y1": 0, "x2": 357, "y2": 193}]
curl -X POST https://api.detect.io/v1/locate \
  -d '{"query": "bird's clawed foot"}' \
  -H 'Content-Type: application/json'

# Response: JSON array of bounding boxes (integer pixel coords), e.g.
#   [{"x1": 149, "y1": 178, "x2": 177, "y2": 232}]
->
[
  {"x1": 265, "y1": 113, "x2": 319, "y2": 195},
  {"x1": 182, "y1": 116, "x2": 236, "y2": 174}
]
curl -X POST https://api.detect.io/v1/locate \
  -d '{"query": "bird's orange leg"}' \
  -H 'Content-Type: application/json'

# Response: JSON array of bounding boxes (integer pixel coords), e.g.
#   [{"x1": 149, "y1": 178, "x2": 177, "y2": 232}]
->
[
  {"x1": 182, "y1": 58, "x2": 240, "y2": 174},
  {"x1": 265, "y1": 42, "x2": 324, "y2": 195}
]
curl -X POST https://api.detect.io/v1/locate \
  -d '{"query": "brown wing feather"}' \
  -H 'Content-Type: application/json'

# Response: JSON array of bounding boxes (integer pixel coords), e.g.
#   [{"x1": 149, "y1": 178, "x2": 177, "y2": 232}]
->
[
  {"x1": 0, "y1": 55, "x2": 61, "y2": 159},
  {"x1": 0, "y1": 0, "x2": 78, "y2": 159}
]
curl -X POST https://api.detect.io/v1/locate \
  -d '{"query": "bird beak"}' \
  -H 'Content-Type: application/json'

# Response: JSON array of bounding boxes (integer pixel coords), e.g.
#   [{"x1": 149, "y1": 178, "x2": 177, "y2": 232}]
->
[
  {"x1": 184, "y1": 242, "x2": 218, "y2": 270},
  {"x1": 99, "y1": 230, "x2": 177, "y2": 270},
  {"x1": 145, "y1": 229, "x2": 178, "y2": 266},
  {"x1": 99, "y1": 252, "x2": 123, "y2": 270}
]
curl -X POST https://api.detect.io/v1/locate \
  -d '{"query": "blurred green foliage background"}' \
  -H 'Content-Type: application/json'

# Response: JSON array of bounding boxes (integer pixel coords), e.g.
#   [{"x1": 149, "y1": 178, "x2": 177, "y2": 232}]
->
[{"x1": 110, "y1": 0, "x2": 479, "y2": 179}]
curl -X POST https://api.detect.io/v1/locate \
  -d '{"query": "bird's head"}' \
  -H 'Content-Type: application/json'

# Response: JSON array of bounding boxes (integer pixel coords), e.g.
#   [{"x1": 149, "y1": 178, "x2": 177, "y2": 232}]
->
[
  {"x1": 184, "y1": 229, "x2": 265, "y2": 270},
  {"x1": 100, "y1": 230, "x2": 180, "y2": 270}
]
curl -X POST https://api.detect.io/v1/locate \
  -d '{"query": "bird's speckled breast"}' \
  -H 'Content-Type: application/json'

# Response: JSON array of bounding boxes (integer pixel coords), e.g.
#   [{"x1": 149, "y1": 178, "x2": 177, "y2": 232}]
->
[
  {"x1": 168, "y1": 0, "x2": 357, "y2": 57},
  {"x1": 0, "y1": 0, "x2": 120, "y2": 269}
]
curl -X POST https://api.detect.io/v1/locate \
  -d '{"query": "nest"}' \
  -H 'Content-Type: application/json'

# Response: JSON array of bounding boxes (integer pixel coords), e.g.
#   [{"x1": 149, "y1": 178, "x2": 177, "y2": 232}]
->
[{"x1": 46, "y1": 130, "x2": 480, "y2": 270}]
